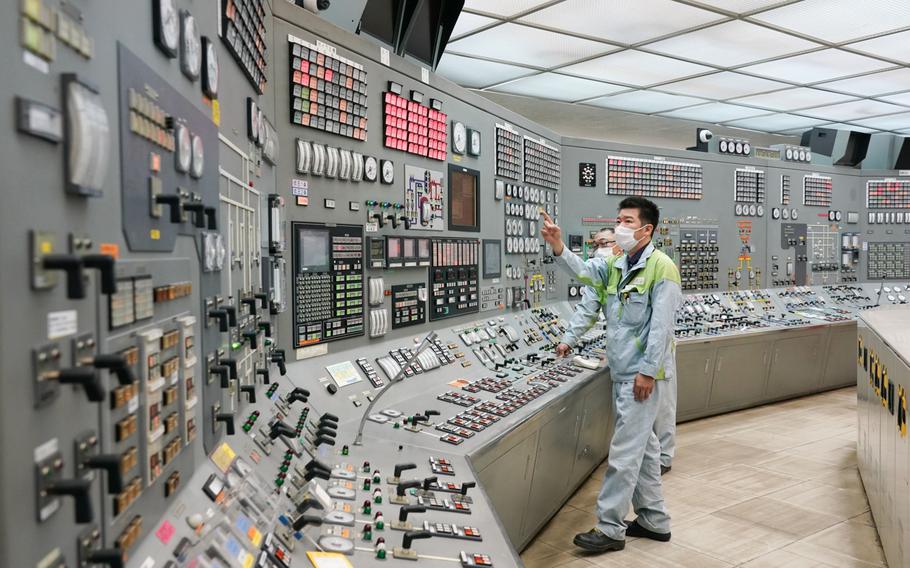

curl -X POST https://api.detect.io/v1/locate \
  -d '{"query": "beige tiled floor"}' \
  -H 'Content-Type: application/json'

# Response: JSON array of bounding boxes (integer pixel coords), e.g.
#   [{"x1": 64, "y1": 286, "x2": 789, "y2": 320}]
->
[{"x1": 520, "y1": 387, "x2": 888, "y2": 567}]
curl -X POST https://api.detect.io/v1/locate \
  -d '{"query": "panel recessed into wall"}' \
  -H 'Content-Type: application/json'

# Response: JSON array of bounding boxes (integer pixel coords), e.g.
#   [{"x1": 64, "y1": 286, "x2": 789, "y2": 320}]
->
[{"x1": 606, "y1": 155, "x2": 703, "y2": 200}]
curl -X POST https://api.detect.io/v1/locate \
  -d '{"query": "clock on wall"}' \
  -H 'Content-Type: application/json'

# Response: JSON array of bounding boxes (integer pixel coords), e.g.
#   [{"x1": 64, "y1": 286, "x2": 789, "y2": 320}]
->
[
  {"x1": 201, "y1": 37, "x2": 218, "y2": 98},
  {"x1": 452, "y1": 121, "x2": 466, "y2": 155},
  {"x1": 467, "y1": 128, "x2": 481, "y2": 156},
  {"x1": 380, "y1": 159, "x2": 394, "y2": 184},
  {"x1": 579, "y1": 162, "x2": 596, "y2": 187},
  {"x1": 152, "y1": 0, "x2": 179, "y2": 57}
]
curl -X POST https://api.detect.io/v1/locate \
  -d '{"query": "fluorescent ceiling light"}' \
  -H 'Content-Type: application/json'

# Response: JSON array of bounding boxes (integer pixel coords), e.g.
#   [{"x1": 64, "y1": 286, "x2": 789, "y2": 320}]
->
[
  {"x1": 847, "y1": 31, "x2": 910, "y2": 64},
  {"x1": 750, "y1": 0, "x2": 910, "y2": 43},
  {"x1": 450, "y1": 13, "x2": 499, "y2": 40},
  {"x1": 724, "y1": 113, "x2": 829, "y2": 132},
  {"x1": 519, "y1": 0, "x2": 723, "y2": 44},
  {"x1": 852, "y1": 112, "x2": 910, "y2": 131},
  {"x1": 659, "y1": 71, "x2": 789, "y2": 99},
  {"x1": 801, "y1": 99, "x2": 907, "y2": 121},
  {"x1": 462, "y1": 0, "x2": 556, "y2": 18},
  {"x1": 585, "y1": 90, "x2": 707, "y2": 113},
  {"x1": 880, "y1": 92, "x2": 910, "y2": 107},
  {"x1": 561, "y1": 50, "x2": 712, "y2": 87},
  {"x1": 491, "y1": 72, "x2": 627, "y2": 101},
  {"x1": 661, "y1": 102, "x2": 768, "y2": 122},
  {"x1": 689, "y1": 0, "x2": 795, "y2": 14},
  {"x1": 816, "y1": 69, "x2": 910, "y2": 97},
  {"x1": 730, "y1": 87, "x2": 857, "y2": 111},
  {"x1": 447, "y1": 23, "x2": 616, "y2": 68},
  {"x1": 646, "y1": 21, "x2": 819, "y2": 67},
  {"x1": 436, "y1": 53, "x2": 538, "y2": 89},
  {"x1": 740, "y1": 49, "x2": 891, "y2": 83}
]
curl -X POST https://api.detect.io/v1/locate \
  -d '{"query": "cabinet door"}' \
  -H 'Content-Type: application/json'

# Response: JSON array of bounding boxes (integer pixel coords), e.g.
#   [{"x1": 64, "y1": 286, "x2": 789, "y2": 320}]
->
[
  {"x1": 675, "y1": 345, "x2": 716, "y2": 421},
  {"x1": 571, "y1": 380, "x2": 611, "y2": 487},
  {"x1": 523, "y1": 399, "x2": 581, "y2": 540},
  {"x1": 766, "y1": 333, "x2": 823, "y2": 398},
  {"x1": 476, "y1": 431, "x2": 539, "y2": 544},
  {"x1": 708, "y1": 341, "x2": 768, "y2": 410},
  {"x1": 821, "y1": 326, "x2": 858, "y2": 388}
]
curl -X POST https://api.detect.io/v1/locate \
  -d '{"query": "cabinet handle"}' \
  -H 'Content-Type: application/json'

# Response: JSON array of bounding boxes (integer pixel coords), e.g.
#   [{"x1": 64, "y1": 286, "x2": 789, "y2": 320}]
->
[
  {"x1": 524, "y1": 455, "x2": 531, "y2": 480},
  {"x1": 704, "y1": 359, "x2": 710, "y2": 374},
  {"x1": 558, "y1": 406, "x2": 568, "y2": 414},
  {"x1": 717, "y1": 358, "x2": 722, "y2": 373}
]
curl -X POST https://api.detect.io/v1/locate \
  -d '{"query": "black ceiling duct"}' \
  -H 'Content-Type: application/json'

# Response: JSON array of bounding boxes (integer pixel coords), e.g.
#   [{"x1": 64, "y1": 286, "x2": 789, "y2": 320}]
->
[{"x1": 359, "y1": 0, "x2": 465, "y2": 69}]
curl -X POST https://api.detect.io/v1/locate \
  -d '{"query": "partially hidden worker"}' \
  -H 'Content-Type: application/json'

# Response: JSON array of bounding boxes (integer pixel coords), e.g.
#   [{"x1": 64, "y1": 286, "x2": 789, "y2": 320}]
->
[{"x1": 540, "y1": 196, "x2": 681, "y2": 553}]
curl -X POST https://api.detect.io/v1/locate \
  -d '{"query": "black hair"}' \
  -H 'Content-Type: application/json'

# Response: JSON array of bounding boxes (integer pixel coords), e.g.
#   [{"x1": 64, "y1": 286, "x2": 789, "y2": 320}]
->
[{"x1": 618, "y1": 196, "x2": 660, "y2": 228}]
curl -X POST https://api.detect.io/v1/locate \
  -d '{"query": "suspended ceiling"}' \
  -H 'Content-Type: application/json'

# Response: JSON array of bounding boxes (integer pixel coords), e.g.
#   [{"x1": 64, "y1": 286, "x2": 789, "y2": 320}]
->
[{"x1": 436, "y1": 0, "x2": 910, "y2": 136}]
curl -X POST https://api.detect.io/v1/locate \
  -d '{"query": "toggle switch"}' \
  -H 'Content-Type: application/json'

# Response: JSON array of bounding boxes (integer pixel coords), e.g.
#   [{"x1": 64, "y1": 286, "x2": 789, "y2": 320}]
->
[
  {"x1": 292, "y1": 514, "x2": 323, "y2": 531},
  {"x1": 240, "y1": 297, "x2": 258, "y2": 316},
  {"x1": 254, "y1": 292, "x2": 269, "y2": 308},
  {"x1": 287, "y1": 388, "x2": 309, "y2": 405},
  {"x1": 155, "y1": 194, "x2": 184, "y2": 223},
  {"x1": 210, "y1": 365, "x2": 229, "y2": 388},
  {"x1": 255, "y1": 367, "x2": 270, "y2": 384},
  {"x1": 181, "y1": 202, "x2": 206, "y2": 228},
  {"x1": 46, "y1": 367, "x2": 103, "y2": 402},
  {"x1": 88, "y1": 354, "x2": 136, "y2": 386},
  {"x1": 395, "y1": 530, "x2": 432, "y2": 560},
  {"x1": 389, "y1": 463, "x2": 416, "y2": 485},
  {"x1": 83, "y1": 454, "x2": 125, "y2": 494},
  {"x1": 392, "y1": 505, "x2": 426, "y2": 531},
  {"x1": 85, "y1": 549, "x2": 126, "y2": 568},
  {"x1": 42, "y1": 255, "x2": 86, "y2": 299},
  {"x1": 240, "y1": 385, "x2": 256, "y2": 403},
  {"x1": 215, "y1": 412, "x2": 235, "y2": 436},
  {"x1": 258, "y1": 321, "x2": 272, "y2": 337},
  {"x1": 271, "y1": 350, "x2": 287, "y2": 375},
  {"x1": 391, "y1": 480, "x2": 420, "y2": 505},
  {"x1": 204, "y1": 206, "x2": 218, "y2": 230},
  {"x1": 45, "y1": 478, "x2": 93, "y2": 523},
  {"x1": 81, "y1": 255, "x2": 118, "y2": 295},
  {"x1": 242, "y1": 331, "x2": 258, "y2": 350},
  {"x1": 221, "y1": 305, "x2": 237, "y2": 327},
  {"x1": 208, "y1": 309, "x2": 229, "y2": 332}
]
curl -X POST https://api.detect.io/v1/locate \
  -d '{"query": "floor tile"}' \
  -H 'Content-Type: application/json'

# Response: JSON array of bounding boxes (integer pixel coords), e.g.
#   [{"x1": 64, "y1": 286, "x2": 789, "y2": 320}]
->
[
  {"x1": 767, "y1": 481, "x2": 870, "y2": 520},
  {"x1": 535, "y1": 507, "x2": 598, "y2": 548},
  {"x1": 753, "y1": 453, "x2": 848, "y2": 479},
  {"x1": 692, "y1": 463, "x2": 802, "y2": 496},
  {"x1": 784, "y1": 521, "x2": 886, "y2": 566},
  {"x1": 738, "y1": 548, "x2": 838, "y2": 567},
  {"x1": 671, "y1": 513, "x2": 796, "y2": 564},
  {"x1": 715, "y1": 497, "x2": 842, "y2": 538},
  {"x1": 584, "y1": 542, "x2": 733, "y2": 567}
]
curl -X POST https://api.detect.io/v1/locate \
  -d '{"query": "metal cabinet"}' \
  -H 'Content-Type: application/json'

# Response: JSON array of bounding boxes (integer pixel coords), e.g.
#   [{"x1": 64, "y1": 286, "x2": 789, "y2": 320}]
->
[
  {"x1": 675, "y1": 343, "x2": 716, "y2": 421},
  {"x1": 766, "y1": 332, "x2": 824, "y2": 398},
  {"x1": 708, "y1": 340, "x2": 769, "y2": 411},
  {"x1": 476, "y1": 431, "x2": 539, "y2": 544},
  {"x1": 570, "y1": 378, "x2": 612, "y2": 488},
  {"x1": 821, "y1": 324, "x2": 858, "y2": 388}
]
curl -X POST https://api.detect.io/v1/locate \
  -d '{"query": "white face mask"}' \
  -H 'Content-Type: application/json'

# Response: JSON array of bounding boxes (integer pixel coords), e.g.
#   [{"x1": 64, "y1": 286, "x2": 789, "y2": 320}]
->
[
  {"x1": 614, "y1": 224, "x2": 650, "y2": 252},
  {"x1": 594, "y1": 247, "x2": 613, "y2": 259}
]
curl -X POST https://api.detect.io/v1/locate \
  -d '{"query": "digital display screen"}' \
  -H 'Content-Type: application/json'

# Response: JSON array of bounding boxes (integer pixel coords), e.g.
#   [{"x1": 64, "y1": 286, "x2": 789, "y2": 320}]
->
[
  {"x1": 483, "y1": 239, "x2": 501, "y2": 279},
  {"x1": 418, "y1": 238, "x2": 431, "y2": 260},
  {"x1": 403, "y1": 238, "x2": 416, "y2": 259},
  {"x1": 297, "y1": 226, "x2": 329, "y2": 271},
  {"x1": 450, "y1": 168, "x2": 479, "y2": 231},
  {"x1": 387, "y1": 237, "x2": 402, "y2": 259}
]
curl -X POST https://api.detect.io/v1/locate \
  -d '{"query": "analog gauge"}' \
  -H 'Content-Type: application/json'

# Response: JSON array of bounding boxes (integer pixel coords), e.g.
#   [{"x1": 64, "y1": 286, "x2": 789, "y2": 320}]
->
[
  {"x1": 175, "y1": 123, "x2": 191, "y2": 173},
  {"x1": 506, "y1": 238, "x2": 513, "y2": 254},
  {"x1": 153, "y1": 0, "x2": 179, "y2": 57},
  {"x1": 785, "y1": 147, "x2": 794, "y2": 160},
  {"x1": 505, "y1": 220, "x2": 512, "y2": 236},
  {"x1": 257, "y1": 110, "x2": 266, "y2": 148},
  {"x1": 791, "y1": 208, "x2": 798, "y2": 220},
  {"x1": 719, "y1": 140, "x2": 728, "y2": 153},
  {"x1": 518, "y1": 238, "x2": 525, "y2": 254},
  {"x1": 380, "y1": 159, "x2": 394, "y2": 184},
  {"x1": 749, "y1": 204, "x2": 757, "y2": 216},
  {"x1": 735, "y1": 204, "x2": 743, "y2": 215},
  {"x1": 517, "y1": 186, "x2": 524, "y2": 199},
  {"x1": 201, "y1": 37, "x2": 218, "y2": 98},
  {"x1": 835, "y1": 210, "x2": 842, "y2": 221},
  {"x1": 735, "y1": 142, "x2": 743, "y2": 154},
  {"x1": 180, "y1": 11, "x2": 201, "y2": 80},
  {"x1": 247, "y1": 98, "x2": 259, "y2": 142},
  {"x1": 452, "y1": 121, "x2": 466, "y2": 155},
  {"x1": 190, "y1": 133, "x2": 204, "y2": 178},
  {"x1": 782, "y1": 208, "x2": 790, "y2": 220},
  {"x1": 743, "y1": 143, "x2": 751, "y2": 155},
  {"x1": 468, "y1": 128, "x2": 481, "y2": 156},
  {"x1": 757, "y1": 205, "x2": 764, "y2": 217},
  {"x1": 363, "y1": 156, "x2": 378, "y2": 182},
  {"x1": 798, "y1": 150, "x2": 806, "y2": 161},
  {"x1": 518, "y1": 221, "x2": 524, "y2": 236},
  {"x1": 828, "y1": 210, "x2": 836, "y2": 221},
  {"x1": 805, "y1": 151, "x2": 812, "y2": 162}
]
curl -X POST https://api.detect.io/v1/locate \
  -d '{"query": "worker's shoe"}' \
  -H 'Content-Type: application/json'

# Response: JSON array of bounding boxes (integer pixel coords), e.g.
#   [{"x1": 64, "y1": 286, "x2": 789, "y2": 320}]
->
[
  {"x1": 625, "y1": 519, "x2": 671, "y2": 542},
  {"x1": 660, "y1": 465, "x2": 672, "y2": 476},
  {"x1": 573, "y1": 528, "x2": 625, "y2": 552}
]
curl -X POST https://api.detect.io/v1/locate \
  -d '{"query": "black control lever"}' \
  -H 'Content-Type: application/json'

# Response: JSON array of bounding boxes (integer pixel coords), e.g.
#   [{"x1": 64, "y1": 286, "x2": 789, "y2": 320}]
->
[
  {"x1": 81, "y1": 255, "x2": 117, "y2": 295},
  {"x1": 305, "y1": 458, "x2": 331, "y2": 472},
  {"x1": 320, "y1": 412, "x2": 339, "y2": 423},
  {"x1": 42, "y1": 255, "x2": 86, "y2": 299},
  {"x1": 254, "y1": 292, "x2": 269, "y2": 308},
  {"x1": 86, "y1": 549, "x2": 126, "y2": 568},
  {"x1": 220, "y1": 359, "x2": 238, "y2": 382},
  {"x1": 222, "y1": 305, "x2": 237, "y2": 327},
  {"x1": 287, "y1": 388, "x2": 309, "y2": 405},
  {"x1": 182, "y1": 202, "x2": 206, "y2": 228},
  {"x1": 49, "y1": 367, "x2": 103, "y2": 402},
  {"x1": 155, "y1": 194, "x2": 184, "y2": 223},
  {"x1": 215, "y1": 412, "x2": 235, "y2": 436},
  {"x1": 423, "y1": 410, "x2": 440, "y2": 419},
  {"x1": 304, "y1": 468, "x2": 330, "y2": 482},
  {"x1": 240, "y1": 297, "x2": 258, "y2": 316},
  {"x1": 292, "y1": 513, "x2": 323, "y2": 531},
  {"x1": 83, "y1": 453, "x2": 125, "y2": 494},
  {"x1": 393, "y1": 463, "x2": 416, "y2": 480},
  {"x1": 90, "y1": 354, "x2": 136, "y2": 386},
  {"x1": 370, "y1": 211, "x2": 385, "y2": 228},
  {"x1": 314, "y1": 434, "x2": 335, "y2": 447},
  {"x1": 210, "y1": 365, "x2": 229, "y2": 388},
  {"x1": 208, "y1": 309, "x2": 229, "y2": 332},
  {"x1": 422, "y1": 476, "x2": 438, "y2": 491},
  {"x1": 314, "y1": 427, "x2": 337, "y2": 439},
  {"x1": 255, "y1": 367, "x2": 270, "y2": 384},
  {"x1": 240, "y1": 385, "x2": 256, "y2": 404},
  {"x1": 385, "y1": 213, "x2": 399, "y2": 229},
  {"x1": 204, "y1": 206, "x2": 218, "y2": 230},
  {"x1": 396, "y1": 479, "x2": 421, "y2": 497},
  {"x1": 258, "y1": 321, "x2": 272, "y2": 337},
  {"x1": 269, "y1": 421, "x2": 297, "y2": 439},
  {"x1": 401, "y1": 530, "x2": 432, "y2": 551},
  {"x1": 270, "y1": 350, "x2": 287, "y2": 375},
  {"x1": 296, "y1": 497, "x2": 325, "y2": 514},
  {"x1": 460, "y1": 481, "x2": 476, "y2": 496},
  {"x1": 399, "y1": 505, "x2": 426, "y2": 522},
  {"x1": 242, "y1": 331, "x2": 258, "y2": 350},
  {"x1": 46, "y1": 478, "x2": 93, "y2": 523}
]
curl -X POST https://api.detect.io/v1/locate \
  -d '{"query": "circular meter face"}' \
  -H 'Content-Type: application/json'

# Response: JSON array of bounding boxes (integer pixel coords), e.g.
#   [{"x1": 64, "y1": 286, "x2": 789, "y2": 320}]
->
[
  {"x1": 175, "y1": 123, "x2": 192, "y2": 173},
  {"x1": 190, "y1": 134, "x2": 204, "y2": 178}
]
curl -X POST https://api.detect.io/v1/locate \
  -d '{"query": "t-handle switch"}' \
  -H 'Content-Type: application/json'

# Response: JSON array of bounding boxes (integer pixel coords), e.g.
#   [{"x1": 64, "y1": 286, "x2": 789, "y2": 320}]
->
[
  {"x1": 42, "y1": 255, "x2": 85, "y2": 299},
  {"x1": 46, "y1": 478, "x2": 93, "y2": 523},
  {"x1": 82, "y1": 254, "x2": 118, "y2": 295},
  {"x1": 90, "y1": 354, "x2": 136, "y2": 386}
]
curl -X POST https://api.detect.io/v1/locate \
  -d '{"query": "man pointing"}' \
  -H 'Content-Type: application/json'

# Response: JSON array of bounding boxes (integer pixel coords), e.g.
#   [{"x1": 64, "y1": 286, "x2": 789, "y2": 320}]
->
[{"x1": 541, "y1": 196, "x2": 681, "y2": 553}]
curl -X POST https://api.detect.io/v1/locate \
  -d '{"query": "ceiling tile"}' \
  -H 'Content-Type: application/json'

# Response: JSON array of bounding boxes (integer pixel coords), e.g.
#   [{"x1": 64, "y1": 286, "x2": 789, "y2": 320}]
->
[
  {"x1": 462, "y1": 0, "x2": 556, "y2": 18},
  {"x1": 687, "y1": 0, "x2": 794, "y2": 14},
  {"x1": 436, "y1": 54, "x2": 538, "y2": 89},
  {"x1": 801, "y1": 99, "x2": 908, "y2": 121},
  {"x1": 730, "y1": 87, "x2": 857, "y2": 111},
  {"x1": 490, "y1": 72, "x2": 627, "y2": 101},
  {"x1": 815, "y1": 69, "x2": 910, "y2": 97},
  {"x1": 724, "y1": 113, "x2": 830, "y2": 132},
  {"x1": 739, "y1": 49, "x2": 892, "y2": 84},
  {"x1": 449, "y1": 13, "x2": 500, "y2": 40},
  {"x1": 750, "y1": 0, "x2": 910, "y2": 43},
  {"x1": 661, "y1": 102, "x2": 769, "y2": 122},
  {"x1": 847, "y1": 31, "x2": 910, "y2": 64},
  {"x1": 518, "y1": 0, "x2": 724, "y2": 44},
  {"x1": 659, "y1": 71, "x2": 789, "y2": 99},
  {"x1": 446, "y1": 23, "x2": 616, "y2": 68},
  {"x1": 879, "y1": 91, "x2": 910, "y2": 107},
  {"x1": 852, "y1": 112, "x2": 910, "y2": 131},
  {"x1": 585, "y1": 90, "x2": 707, "y2": 113},
  {"x1": 645, "y1": 21, "x2": 819, "y2": 67},
  {"x1": 560, "y1": 50, "x2": 712, "y2": 87}
]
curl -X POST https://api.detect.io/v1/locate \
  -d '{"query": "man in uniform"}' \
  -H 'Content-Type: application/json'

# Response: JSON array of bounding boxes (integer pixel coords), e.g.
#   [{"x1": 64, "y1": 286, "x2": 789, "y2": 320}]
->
[{"x1": 541, "y1": 196, "x2": 681, "y2": 552}]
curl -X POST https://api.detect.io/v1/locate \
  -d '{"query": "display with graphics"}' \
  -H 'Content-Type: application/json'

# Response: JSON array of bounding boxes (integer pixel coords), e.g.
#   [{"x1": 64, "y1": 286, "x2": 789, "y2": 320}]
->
[{"x1": 405, "y1": 165, "x2": 445, "y2": 231}]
